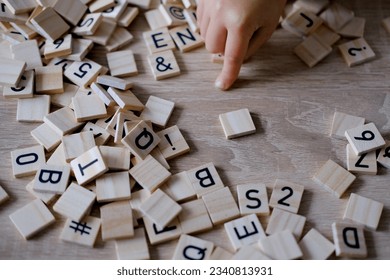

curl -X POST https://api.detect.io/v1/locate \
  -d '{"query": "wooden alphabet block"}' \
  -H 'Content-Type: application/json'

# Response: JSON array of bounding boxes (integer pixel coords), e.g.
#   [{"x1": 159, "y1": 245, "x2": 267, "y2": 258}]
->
[
  {"x1": 33, "y1": 164, "x2": 71, "y2": 194},
  {"x1": 160, "y1": 171, "x2": 196, "y2": 202},
  {"x1": 31, "y1": 7, "x2": 70, "y2": 41},
  {"x1": 343, "y1": 193, "x2": 383, "y2": 230},
  {"x1": 101, "y1": 200, "x2": 134, "y2": 241},
  {"x1": 282, "y1": 8, "x2": 323, "y2": 36},
  {"x1": 209, "y1": 247, "x2": 233, "y2": 260},
  {"x1": 186, "y1": 162, "x2": 224, "y2": 197},
  {"x1": 310, "y1": 24, "x2": 341, "y2": 46},
  {"x1": 345, "y1": 122, "x2": 385, "y2": 155},
  {"x1": 330, "y1": 112, "x2": 365, "y2": 139},
  {"x1": 105, "y1": 27, "x2": 134, "y2": 52},
  {"x1": 44, "y1": 34, "x2": 72, "y2": 59},
  {"x1": 258, "y1": 230, "x2": 303, "y2": 260},
  {"x1": 339, "y1": 38, "x2": 375, "y2": 67},
  {"x1": 159, "y1": 4, "x2": 187, "y2": 27},
  {"x1": 232, "y1": 245, "x2": 270, "y2": 260},
  {"x1": 143, "y1": 216, "x2": 181, "y2": 245},
  {"x1": 269, "y1": 179, "x2": 304, "y2": 214},
  {"x1": 346, "y1": 144, "x2": 377, "y2": 175},
  {"x1": 107, "y1": 87, "x2": 144, "y2": 111},
  {"x1": 147, "y1": 50, "x2": 181, "y2": 80},
  {"x1": 62, "y1": 131, "x2": 96, "y2": 163},
  {"x1": 46, "y1": 143, "x2": 68, "y2": 168},
  {"x1": 89, "y1": 0, "x2": 115, "y2": 13},
  {"x1": 17, "y1": 95, "x2": 50, "y2": 123},
  {"x1": 30, "y1": 123, "x2": 60, "y2": 152},
  {"x1": 53, "y1": 182, "x2": 96, "y2": 221},
  {"x1": 53, "y1": 0, "x2": 88, "y2": 26},
  {"x1": 319, "y1": 3, "x2": 354, "y2": 32},
  {"x1": 299, "y1": 228, "x2": 335, "y2": 260},
  {"x1": 143, "y1": 27, "x2": 176, "y2": 54},
  {"x1": 96, "y1": 171, "x2": 131, "y2": 202},
  {"x1": 115, "y1": 227, "x2": 150, "y2": 260},
  {"x1": 118, "y1": 6, "x2": 139, "y2": 27},
  {"x1": 64, "y1": 38, "x2": 93, "y2": 61},
  {"x1": 3, "y1": 0, "x2": 36, "y2": 14},
  {"x1": 224, "y1": 214, "x2": 266, "y2": 251},
  {"x1": 130, "y1": 189, "x2": 151, "y2": 220},
  {"x1": 237, "y1": 183, "x2": 269, "y2": 216},
  {"x1": 169, "y1": 25, "x2": 204, "y2": 52},
  {"x1": 202, "y1": 187, "x2": 240, "y2": 225},
  {"x1": 73, "y1": 13, "x2": 103, "y2": 36},
  {"x1": 99, "y1": 146, "x2": 130, "y2": 171},
  {"x1": 332, "y1": 222, "x2": 367, "y2": 258},
  {"x1": 47, "y1": 58, "x2": 72, "y2": 73},
  {"x1": 90, "y1": 82, "x2": 115, "y2": 106},
  {"x1": 382, "y1": 17, "x2": 390, "y2": 34},
  {"x1": 140, "y1": 95, "x2": 174, "y2": 127},
  {"x1": 266, "y1": 208, "x2": 306, "y2": 239},
  {"x1": 101, "y1": 0, "x2": 127, "y2": 22},
  {"x1": 60, "y1": 216, "x2": 101, "y2": 247},
  {"x1": 9, "y1": 199, "x2": 55, "y2": 239},
  {"x1": 0, "y1": 2, "x2": 30, "y2": 23},
  {"x1": 172, "y1": 234, "x2": 214, "y2": 260},
  {"x1": 127, "y1": 0, "x2": 152, "y2": 9},
  {"x1": 294, "y1": 35, "x2": 332, "y2": 68},
  {"x1": 64, "y1": 60, "x2": 103, "y2": 88},
  {"x1": 11, "y1": 145, "x2": 45, "y2": 178},
  {"x1": 377, "y1": 142, "x2": 390, "y2": 168},
  {"x1": 35, "y1": 66, "x2": 63, "y2": 94},
  {"x1": 312, "y1": 159, "x2": 356, "y2": 198},
  {"x1": 11, "y1": 39, "x2": 42, "y2": 70},
  {"x1": 157, "y1": 125, "x2": 190, "y2": 160},
  {"x1": 44, "y1": 107, "x2": 83, "y2": 136},
  {"x1": 129, "y1": 155, "x2": 171, "y2": 193},
  {"x1": 71, "y1": 146, "x2": 108, "y2": 186},
  {"x1": 0, "y1": 57, "x2": 26, "y2": 86},
  {"x1": 82, "y1": 122, "x2": 111, "y2": 146},
  {"x1": 72, "y1": 94, "x2": 108, "y2": 122},
  {"x1": 293, "y1": 0, "x2": 329, "y2": 14},
  {"x1": 219, "y1": 108, "x2": 256, "y2": 139},
  {"x1": 83, "y1": 18, "x2": 116, "y2": 45},
  {"x1": 178, "y1": 198, "x2": 213, "y2": 234},
  {"x1": 97, "y1": 75, "x2": 133, "y2": 90},
  {"x1": 183, "y1": 9, "x2": 199, "y2": 33},
  {"x1": 3, "y1": 70, "x2": 34, "y2": 99},
  {"x1": 0, "y1": 185, "x2": 10, "y2": 205},
  {"x1": 107, "y1": 50, "x2": 138, "y2": 77},
  {"x1": 338, "y1": 17, "x2": 366, "y2": 38},
  {"x1": 144, "y1": 8, "x2": 169, "y2": 30}
]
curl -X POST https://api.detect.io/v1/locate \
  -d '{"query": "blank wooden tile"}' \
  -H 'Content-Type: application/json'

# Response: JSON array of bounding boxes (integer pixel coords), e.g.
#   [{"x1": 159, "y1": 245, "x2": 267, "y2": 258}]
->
[
  {"x1": 159, "y1": 4, "x2": 187, "y2": 27},
  {"x1": 343, "y1": 193, "x2": 383, "y2": 230},
  {"x1": 101, "y1": 200, "x2": 134, "y2": 241},
  {"x1": 319, "y1": 3, "x2": 354, "y2": 32},
  {"x1": 169, "y1": 25, "x2": 204, "y2": 52},
  {"x1": 330, "y1": 112, "x2": 365, "y2": 139},
  {"x1": 71, "y1": 146, "x2": 108, "y2": 186},
  {"x1": 157, "y1": 125, "x2": 190, "y2": 160},
  {"x1": 332, "y1": 222, "x2": 367, "y2": 258},
  {"x1": 377, "y1": 142, "x2": 390, "y2": 168},
  {"x1": 224, "y1": 214, "x2": 266, "y2": 251},
  {"x1": 219, "y1": 108, "x2": 256, "y2": 139},
  {"x1": 11, "y1": 39, "x2": 42, "y2": 70},
  {"x1": 209, "y1": 246, "x2": 233, "y2": 260},
  {"x1": 11, "y1": 145, "x2": 45, "y2": 178},
  {"x1": 345, "y1": 122, "x2": 385, "y2": 155},
  {"x1": 96, "y1": 171, "x2": 131, "y2": 202},
  {"x1": 127, "y1": 0, "x2": 152, "y2": 9},
  {"x1": 382, "y1": 17, "x2": 390, "y2": 34},
  {"x1": 72, "y1": 94, "x2": 108, "y2": 122},
  {"x1": 237, "y1": 183, "x2": 269, "y2": 216},
  {"x1": 143, "y1": 216, "x2": 181, "y2": 245},
  {"x1": 140, "y1": 96, "x2": 174, "y2": 128},
  {"x1": 62, "y1": 131, "x2": 96, "y2": 163},
  {"x1": 313, "y1": 159, "x2": 356, "y2": 198},
  {"x1": 17, "y1": 95, "x2": 50, "y2": 122},
  {"x1": 0, "y1": 57, "x2": 26, "y2": 86},
  {"x1": 160, "y1": 171, "x2": 196, "y2": 202},
  {"x1": 96, "y1": 75, "x2": 133, "y2": 90},
  {"x1": 33, "y1": 164, "x2": 71, "y2": 194},
  {"x1": 147, "y1": 50, "x2": 181, "y2": 80},
  {"x1": 232, "y1": 245, "x2": 271, "y2": 260},
  {"x1": 186, "y1": 162, "x2": 224, "y2": 197},
  {"x1": 105, "y1": 27, "x2": 134, "y2": 52},
  {"x1": 107, "y1": 87, "x2": 144, "y2": 111},
  {"x1": 3, "y1": 70, "x2": 34, "y2": 99},
  {"x1": 338, "y1": 17, "x2": 366, "y2": 38},
  {"x1": 121, "y1": 120, "x2": 161, "y2": 160},
  {"x1": 266, "y1": 208, "x2": 306, "y2": 239},
  {"x1": 44, "y1": 107, "x2": 83, "y2": 136},
  {"x1": 294, "y1": 35, "x2": 332, "y2": 68},
  {"x1": 172, "y1": 234, "x2": 214, "y2": 260},
  {"x1": 143, "y1": 27, "x2": 176, "y2": 54},
  {"x1": 107, "y1": 50, "x2": 138, "y2": 77},
  {"x1": 53, "y1": 0, "x2": 87, "y2": 26},
  {"x1": 99, "y1": 146, "x2": 130, "y2": 171},
  {"x1": 60, "y1": 216, "x2": 101, "y2": 247},
  {"x1": 31, "y1": 7, "x2": 70, "y2": 41},
  {"x1": 83, "y1": 18, "x2": 116, "y2": 45},
  {"x1": 53, "y1": 182, "x2": 96, "y2": 221},
  {"x1": 310, "y1": 25, "x2": 341, "y2": 46},
  {"x1": 115, "y1": 227, "x2": 150, "y2": 260},
  {"x1": 72, "y1": 12, "x2": 103, "y2": 36},
  {"x1": 64, "y1": 38, "x2": 93, "y2": 61},
  {"x1": 3, "y1": 0, "x2": 36, "y2": 14},
  {"x1": 90, "y1": 82, "x2": 115, "y2": 106},
  {"x1": 346, "y1": 144, "x2": 377, "y2": 175},
  {"x1": 89, "y1": 0, "x2": 115, "y2": 13},
  {"x1": 144, "y1": 8, "x2": 169, "y2": 30},
  {"x1": 293, "y1": 0, "x2": 329, "y2": 14},
  {"x1": 0, "y1": 185, "x2": 10, "y2": 205},
  {"x1": 339, "y1": 38, "x2": 375, "y2": 67},
  {"x1": 299, "y1": 228, "x2": 335, "y2": 260},
  {"x1": 64, "y1": 60, "x2": 103, "y2": 88},
  {"x1": 35, "y1": 66, "x2": 63, "y2": 94},
  {"x1": 130, "y1": 189, "x2": 150, "y2": 220},
  {"x1": 44, "y1": 34, "x2": 73, "y2": 59},
  {"x1": 258, "y1": 230, "x2": 302, "y2": 260},
  {"x1": 269, "y1": 179, "x2": 304, "y2": 214},
  {"x1": 178, "y1": 198, "x2": 212, "y2": 234},
  {"x1": 282, "y1": 8, "x2": 323, "y2": 36}
]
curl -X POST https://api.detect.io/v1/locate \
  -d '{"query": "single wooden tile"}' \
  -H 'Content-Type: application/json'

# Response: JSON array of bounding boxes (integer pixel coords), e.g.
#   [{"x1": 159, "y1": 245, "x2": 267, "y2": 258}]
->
[
  {"x1": 282, "y1": 8, "x2": 323, "y2": 36},
  {"x1": 53, "y1": 182, "x2": 96, "y2": 221},
  {"x1": 114, "y1": 112, "x2": 139, "y2": 144},
  {"x1": 338, "y1": 17, "x2": 366, "y2": 38},
  {"x1": 224, "y1": 214, "x2": 266, "y2": 251},
  {"x1": 60, "y1": 216, "x2": 101, "y2": 247},
  {"x1": 44, "y1": 34, "x2": 72, "y2": 59},
  {"x1": 346, "y1": 144, "x2": 377, "y2": 175},
  {"x1": 101, "y1": 200, "x2": 134, "y2": 241},
  {"x1": 172, "y1": 234, "x2": 214, "y2": 260},
  {"x1": 159, "y1": 4, "x2": 187, "y2": 27},
  {"x1": 258, "y1": 230, "x2": 302, "y2": 260},
  {"x1": 157, "y1": 125, "x2": 190, "y2": 160},
  {"x1": 9, "y1": 199, "x2": 55, "y2": 239},
  {"x1": 90, "y1": 82, "x2": 115, "y2": 106},
  {"x1": 11, "y1": 39, "x2": 42, "y2": 70},
  {"x1": 310, "y1": 24, "x2": 341, "y2": 46},
  {"x1": 3, "y1": 0, "x2": 36, "y2": 14},
  {"x1": 35, "y1": 66, "x2": 63, "y2": 94},
  {"x1": 17, "y1": 95, "x2": 50, "y2": 123},
  {"x1": 183, "y1": 9, "x2": 199, "y2": 33},
  {"x1": 62, "y1": 131, "x2": 96, "y2": 163},
  {"x1": 147, "y1": 50, "x2": 181, "y2": 80},
  {"x1": 343, "y1": 193, "x2": 383, "y2": 230},
  {"x1": 345, "y1": 122, "x2": 385, "y2": 155},
  {"x1": 339, "y1": 38, "x2": 375, "y2": 67},
  {"x1": 105, "y1": 27, "x2": 134, "y2": 52},
  {"x1": 293, "y1": 0, "x2": 329, "y2": 14},
  {"x1": 299, "y1": 228, "x2": 335, "y2": 260},
  {"x1": 0, "y1": 185, "x2": 10, "y2": 205},
  {"x1": 89, "y1": 0, "x2": 115, "y2": 13},
  {"x1": 330, "y1": 112, "x2": 365, "y2": 139},
  {"x1": 143, "y1": 216, "x2": 181, "y2": 245},
  {"x1": 237, "y1": 183, "x2": 269, "y2": 216},
  {"x1": 332, "y1": 222, "x2": 367, "y2": 258},
  {"x1": 143, "y1": 27, "x2": 176, "y2": 54},
  {"x1": 178, "y1": 198, "x2": 212, "y2": 234},
  {"x1": 44, "y1": 107, "x2": 83, "y2": 136},
  {"x1": 118, "y1": 6, "x2": 139, "y2": 27},
  {"x1": 115, "y1": 227, "x2": 150, "y2": 260},
  {"x1": 72, "y1": 12, "x2": 103, "y2": 36},
  {"x1": 53, "y1": 0, "x2": 87, "y2": 26},
  {"x1": 186, "y1": 162, "x2": 224, "y2": 197},
  {"x1": 294, "y1": 35, "x2": 332, "y2": 68},
  {"x1": 64, "y1": 38, "x2": 94, "y2": 61},
  {"x1": 26, "y1": 179, "x2": 57, "y2": 205},
  {"x1": 219, "y1": 108, "x2": 256, "y2": 139},
  {"x1": 64, "y1": 60, "x2": 103, "y2": 88},
  {"x1": 169, "y1": 25, "x2": 204, "y2": 52},
  {"x1": 33, "y1": 164, "x2": 71, "y2": 194},
  {"x1": 11, "y1": 145, "x2": 45, "y2": 178},
  {"x1": 160, "y1": 171, "x2": 196, "y2": 202},
  {"x1": 127, "y1": 0, "x2": 152, "y2": 9},
  {"x1": 377, "y1": 142, "x2": 390, "y2": 168},
  {"x1": 71, "y1": 146, "x2": 108, "y2": 186},
  {"x1": 83, "y1": 18, "x2": 116, "y2": 45},
  {"x1": 99, "y1": 146, "x2": 130, "y2": 171},
  {"x1": 0, "y1": 2, "x2": 30, "y2": 23},
  {"x1": 319, "y1": 3, "x2": 354, "y2": 32},
  {"x1": 107, "y1": 50, "x2": 138, "y2": 77},
  {"x1": 312, "y1": 159, "x2": 356, "y2": 198},
  {"x1": 269, "y1": 179, "x2": 304, "y2": 214},
  {"x1": 382, "y1": 17, "x2": 390, "y2": 34},
  {"x1": 3, "y1": 70, "x2": 34, "y2": 99},
  {"x1": 202, "y1": 187, "x2": 240, "y2": 225},
  {"x1": 82, "y1": 122, "x2": 111, "y2": 146},
  {"x1": 107, "y1": 87, "x2": 144, "y2": 111},
  {"x1": 31, "y1": 7, "x2": 70, "y2": 40},
  {"x1": 140, "y1": 96, "x2": 174, "y2": 127},
  {"x1": 266, "y1": 208, "x2": 306, "y2": 239},
  {"x1": 72, "y1": 94, "x2": 108, "y2": 122},
  {"x1": 96, "y1": 171, "x2": 131, "y2": 202},
  {"x1": 232, "y1": 245, "x2": 271, "y2": 260},
  {"x1": 144, "y1": 8, "x2": 169, "y2": 30},
  {"x1": 0, "y1": 57, "x2": 26, "y2": 86},
  {"x1": 101, "y1": 0, "x2": 127, "y2": 21},
  {"x1": 96, "y1": 75, "x2": 133, "y2": 90}
]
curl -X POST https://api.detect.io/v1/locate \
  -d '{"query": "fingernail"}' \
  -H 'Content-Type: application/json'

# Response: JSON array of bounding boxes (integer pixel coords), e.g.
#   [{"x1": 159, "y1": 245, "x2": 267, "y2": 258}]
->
[{"x1": 215, "y1": 79, "x2": 227, "y2": 91}]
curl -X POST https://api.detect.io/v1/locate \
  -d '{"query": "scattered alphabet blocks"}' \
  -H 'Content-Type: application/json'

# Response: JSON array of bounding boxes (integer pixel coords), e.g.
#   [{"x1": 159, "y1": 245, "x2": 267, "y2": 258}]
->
[
  {"x1": 330, "y1": 112, "x2": 365, "y2": 139},
  {"x1": 143, "y1": 27, "x2": 176, "y2": 54},
  {"x1": 161, "y1": 171, "x2": 196, "y2": 202},
  {"x1": 107, "y1": 87, "x2": 144, "y2": 111},
  {"x1": 35, "y1": 66, "x2": 64, "y2": 94},
  {"x1": 299, "y1": 228, "x2": 335, "y2": 260},
  {"x1": 82, "y1": 122, "x2": 111, "y2": 146},
  {"x1": 294, "y1": 35, "x2": 332, "y2": 68},
  {"x1": 269, "y1": 179, "x2": 304, "y2": 214},
  {"x1": 115, "y1": 228, "x2": 150, "y2": 260},
  {"x1": 140, "y1": 96, "x2": 174, "y2": 127},
  {"x1": 346, "y1": 144, "x2": 377, "y2": 175},
  {"x1": 345, "y1": 122, "x2": 385, "y2": 155},
  {"x1": 3, "y1": 70, "x2": 34, "y2": 99},
  {"x1": 11, "y1": 145, "x2": 45, "y2": 178},
  {"x1": 105, "y1": 27, "x2": 134, "y2": 52},
  {"x1": 0, "y1": 185, "x2": 10, "y2": 205},
  {"x1": 96, "y1": 171, "x2": 131, "y2": 202},
  {"x1": 60, "y1": 216, "x2": 101, "y2": 247},
  {"x1": 73, "y1": 13, "x2": 103, "y2": 36},
  {"x1": 64, "y1": 38, "x2": 93, "y2": 61},
  {"x1": 147, "y1": 50, "x2": 181, "y2": 80},
  {"x1": 237, "y1": 183, "x2": 269, "y2": 216},
  {"x1": 44, "y1": 107, "x2": 83, "y2": 136},
  {"x1": 101, "y1": 200, "x2": 134, "y2": 241},
  {"x1": 266, "y1": 208, "x2": 306, "y2": 239},
  {"x1": 219, "y1": 108, "x2": 256, "y2": 139},
  {"x1": 107, "y1": 50, "x2": 138, "y2": 77},
  {"x1": 62, "y1": 131, "x2": 96, "y2": 163},
  {"x1": 178, "y1": 198, "x2": 213, "y2": 234},
  {"x1": 0, "y1": 57, "x2": 26, "y2": 86},
  {"x1": 11, "y1": 39, "x2": 42, "y2": 70},
  {"x1": 72, "y1": 94, "x2": 108, "y2": 122},
  {"x1": 53, "y1": 0, "x2": 88, "y2": 26},
  {"x1": 169, "y1": 25, "x2": 204, "y2": 52},
  {"x1": 339, "y1": 38, "x2": 375, "y2": 67},
  {"x1": 258, "y1": 230, "x2": 303, "y2": 260},
  {"x1": 186, "y1": 162, "x2": 224, "y2": 197},
  {"x1": 30, "y1": 7, "x2": 70, "y2": 41},
  {"x1": 157, "y1": 125, "x2": 190, "y2": 160},
  {"x1": 43, "y1": 34, "x2": 73, "y2": 59},
  {"x1": 319, "y1": 3, "x2": 354, "y2": 32},
  {"x1": 332, "y1": 222, "x2": 367, "y2": 258},
  {"x1": 33, "y1": 164, "x2": 71, "y2": 194},
  {"x1": 172, "y1": 234, "x2": 214, "y2": 260},
  {"x1": 17, "y1": 95, "x2": 50, "y2": 122},
  {"x1": 143, "y1": 216, "x2": 181, "y2": 245},
  {"x1": 159, "y1": 4, "x2": 187, "y2": 27}
]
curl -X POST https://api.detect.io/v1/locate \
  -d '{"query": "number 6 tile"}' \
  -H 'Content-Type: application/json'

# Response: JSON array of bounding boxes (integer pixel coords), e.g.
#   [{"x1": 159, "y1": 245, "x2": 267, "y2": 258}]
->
[{"x1": 345, "y1": 122, "x2": 385, "y2": 155}]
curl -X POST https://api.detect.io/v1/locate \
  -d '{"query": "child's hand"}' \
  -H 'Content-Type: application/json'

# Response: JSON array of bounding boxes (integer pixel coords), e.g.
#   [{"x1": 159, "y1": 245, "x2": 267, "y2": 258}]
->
[{"x1": 197, "y1": 0, "x2": 286, "y2": 90}]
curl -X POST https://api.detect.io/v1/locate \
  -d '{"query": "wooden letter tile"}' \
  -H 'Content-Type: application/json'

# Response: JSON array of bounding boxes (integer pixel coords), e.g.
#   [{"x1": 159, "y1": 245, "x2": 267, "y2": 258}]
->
[
  {"x1": 258, "y1": 230, "x2": 303, "y2": 260},
  {"x1": 282, "y1": 8, "x2": 323, "y2": 36},
  {"x1": 17, "y1": 95, "x2": 50, "y2": 122},
  {"x1": 33, "y1": 164, "x2": 71, "y2": 194},
  {"x1": 143, "y1": 216, "x2": 181, "y2": 245},
  {"x1": 143, "y1": 27, "x2": 176, "y2": 54},
  {"x1": 237, "y1": 183, "x2": 269, "y2": 216},
  {"x1": 330, "y1": 112, "x2": 365, "y2": 139},
  {"x1": 178, "y1": 198, "x2": 213, "y2": 234},
  {"x1": 219, "y1": 108, "x2": 256, "y2": 139},
  {"x1": 64, "y1": 60, "x2": 103, "y2": 88},
  {"x1": 186, "y1": 162, "x2": 224, "y2": 197},
  {"x1": 345, "y1": 122, "x2": 385, "y2": 155},
  {"x1": 339, "y1": 38, "x2": 375, "y2": 67},
  {"x1": 3, "y1": 70, "x2": 34, "y2": 99},
  {"x1": 129, "y1": 189, "x2": 151, "y2": 220},
  {"x1": 377, "y1": 142, "x2": 390, "y2": 168},
  {"x1": 157, "y1": 125, "x2": 190, "y2": 160},
  {"x1": 269, "y1": 179, "x2": 304, "y2": 214},
  {"x1": 43, "y1": 107, "x2": 84, "y2": 136},
  {"x1": 31, "y1": 7, "x2": 70, "y2": 41},
  {"x1": 0, "y1": 57, "x2": 26, "y2": 86},
  {"x1": 53, "y1": 0, "x2": 88, "y2": 26},
  {"x1": 159, "y1": 4, "x2": 187, "y2": 27},
  {"x1": 99, "y1": 146, "x2": 130, "y2": 171},
  {"x1": 96, "y1": 75, "x2": 133, "y2": 90},
  {"x1": 346, "y1": 144, "x2": 377, "y2": 175},
  {"x1": 115, "y1": 227, "x2": 150, "y2": 260},
  {"x1": 140, "y1": 96, "x2": 174, "y2": 128},
  {"x1": 118, "y1": 6, "x2": 139, "y2": 27},
  {"x1": 107, "y1": 50, "x2": 138, "y2": 77},
  {"x1": 44, "y1": 34, "x2": 73, "y2": 59},
  {"x1": 101, "y1": 200, "x2": 134, "y2": 241},
  {"x1": 62, "y1": 131, "x2": 96, "y2": 162},
  {"x1": 11, "y1": 145, "x2": 46, "y2": 178},
  {"x1": 89, "y1": 0, "x2": 115, "y2": 13},
  {"x1": 35, "y1": 66, "x2": 64, "y2": 94},
  {"x1": 96, "y1": 171, "x2": 131, "y2": 202},
  {"x1": 172, "y1": 234, "x2": 214, "y2": 260},
  {"x1": 299, "y1": 228, "x2": 335, "y2": 260},
  {"x1": 107, "y1": 87, "x2": 144, "y2": 111},
  {"x1": 169, "y1": 25, "x2": 204, "y2": 52},
  {"x1": 266, "y1": 208, "x2": 306, "y2": 239},
  {"x1": 294, "y1": 35, "x2": 332, "y2": 68},
  {"x1": 3, "y1": 0, "x2": 37, "y2": 14},
  {"x1": 60, "y1": 216, "x2": 101, "y2": 247},
  {"x1": 332, "y1": 222, "x2": 367, "y2": 258},
  {"x1": 144, "y1": 9, "x2": 169, "y2": 30},
  {"x1": 73, "y1": 12, "x2": 103, "y2": 36},
  {"x1": 0, "y1": 185, "x2": 10, "y2": 205},
  {"x1": 72, "y1": 94, "x2": 108, "y2": 122},
  {"x1": 160, "y1": 171, "x2": 196, "y2": 202},
  {"x1": 11, "y1": 39, "x2": 42, "y2": 70},
  {"x1": 147, "y1": 50, "x2": 181, "y2": 80}
]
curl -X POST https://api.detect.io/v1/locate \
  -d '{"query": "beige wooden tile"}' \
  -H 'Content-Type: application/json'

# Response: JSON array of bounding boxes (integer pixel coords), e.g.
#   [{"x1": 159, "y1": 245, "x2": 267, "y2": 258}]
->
[
  {"x1": 96, "y1": 75, "x2": 133, "y2": 90},
  {"x1": 83, "y1": 18, "x2": 116, "y2": 45},
  {"x1": 178, "y1": 198, "x2": 212, "y2": 234},
  {"x1": 3, "y1": 0, "x2": 36, "y2": 14},
  {"x1": 105, "y1": 27, "x2": 134, "y2": 52},
  {"x1": 231, "y1": 245, "x2": 271, "y2": 260},
  {"x1": 269, "y1": 179, "x2": 304, "y2": 214},
  {"x1": 382, "y1": 17, "x2": 390, "y2": 34},
  {"x1": 339, "y1": 38, "x2": 375, "y2": 67},
  {"x1": 101, "y1": 0, "x2": 127, "y2": 21},
  {"x1": 130, "y1": 189, "x2": 151, "y2": 221},
  {"x1": 169, "y1": 25, "x2": 204, "y2": 52},
  {"x1": 172, "y1": 234, "x2": 214, "y2": 260},
  {"x1": 107, "y1": 50, "x2": 138, "y2": 77},
  {"x1": 17, "y1": 95, "x2": 50, "y2": 123},
  {"x1": 44, "y1": 107, "x2": 83, "y2": 136},
  {"x1": 312, "y1": 159, "x2": 356, "y2": 198},
  {"x1": 159, "y1": 3, "x2": 187, "y2": 27},
  {"x1": 118, "y1": 6, "x2": 139, "y2": 27},
  {"x1": 0, "y1": 57, "x2": 26, "y2": 86},
  {"x1": 9, "y1": 199, "x2": 55, "y2": 239},
  {"x1": 343, "y1": 193, "x2": 383, "y2": 230},
  {"x1": 25, "y1": 180, "x2": 57, "y2": 205},
  {"x1": 72, "y1": 12, "x2": 103, "y2": 36},
  {"x1": 0, "y1": 185, "x2": 10, "y2": 205},
  {"x1": 346, "y1": 144, "x2": 377, "y2": 175},
  {"x1": 90, "y1": 82, "x2": 115, "y2": 106},
  {"x1": 143, "y1": 216, "x2": 181, "y2": 245},
  {"x1": 35, "y1": 66, "x2": 63, "y2": 94},
  {"x1": 310, "y1": 24, "x2": 341, "y2": 46},
  {"x1": 266, "y1": 208, "x2": 306, "y2": 239},
  {"x1": 338, "y1": 17, "x2": 366, "y2": 38},
  {"x1": 160, "y1": 171, "x2": 196, "y2": 202},
  {"x1": 64, "y1": 38, "x2": 93, "y2": 61},
  {"x1": 127, "y1": 0, "x2": 152, "y2": 9},
  {"x1": 82, "y1": 122, "x2": 111, "y2": 146},
  {"x1": 11, "y1": 39, "x2": 42, "y2": 70},
  {"x1": 377, "y1": 141, "x2": 390, "y2": 168},
  {"x1": 47, "y1": 143, "x2": 68, "y2": 167},
  {"x1": 71, "y1": 146, "x2": 108, "y2": 186},
  {"x1": 53, "y1": 182, "x2": 96, "y2": 221},
  {"x1": 147, "y1": 50, "x2": 181, "y2": 80},
  {"x1": 258, "y1": 230, "x2": 303, "y2": 260},
  {"x1": 293, "y1": 0, "x2": 329, "y2": 14},
  {"x1": 294, "y1": 35, "x2": 332, "y2": 68},
  {"x1": 3, "y1": 70, "x2": 34, "y2": 99},
  {"x1": 101, "y1": 200, "x2": 134, "y2": 241},
  {"x1": 143, "y1": 27, "x2": 176, "y2": 54},
  {"x1": 237, "y1": 183, "x2": 269, "y2": 216},
  {"x1": 47, "y1": 58, "x2": 72, "y2": 73},
  {"x1": 72, "y1": 94, "x2": 108, "y2": 122},
  {"x1": 282, "y1": 8, "x2": 323, "y2": 36},
  {"x1": 89, "y1": 0, "x2": 115, "y2": 13},
  {"x1": 60, "y1": 216, "x2": 101, "y2": 247},
  {"x1": 62, "y1": 131, "x2": 96, "y2": 163},
  {"x1": 319, "y1": 3, "x2": 354, "y2": 32},
  {"x1": 332, "y1": 222, "x2": 367, "y2": 258},
  {"x1": 96, "y1": 171, "x2": 131, "y2": 202},
  {"x1": 183, "y1": 9, "x2": 199, "y2": 33},
  {"x1": 115, "y1": 227, "x2": 150, "y2": 260},
  {"x1": 99, "y1": 146, "x2": 130, "y2": 171},
  {"x1": 202, "y1": 187, "x2": 240, "y2": 225},
  {"x1": 64, "y1": 60, "x2": 103, "y2": 88},
  {"x1": 299, "y1": 228, "x2": 335, "y2": 260},
  {"x1": 33, "y1": 164, "x2": 71, "y2": 194},
  {"x1": 144, "y1": 8, "x2": 169, "y2": 30},
  {"x1": 209, "y1": 247, "x2": 234, "y2": 260},
  {"x1": 219, "y1": 108, "x2": 256, "y2": 139},
  {"x1": 31, "y1": 123, "x2": 61, "y2": 152},
  {"x1": 11, "y1": 145, "x2": 46, "y2": 178},
  {"x1": 345, "y1": 122, "x2": 385, "y2": 155},
  {"x1": 141, "y1": 96, "x2": 174, "y2": 127},
  {"x1": 107, "y1": 87, "x2": 144, "y2": 111},
  {"x1": 31, "y1": 7, "x2": 70, "y2": 41},
  {"x1": 53, "y1": 0, "x2": 87, "y2": 26},
  {"x1": 157, "y1": 125, "x2": 190, "y2": 160},
  {"x1": 0, "y1": 2, "x2": 29, "y2": 24},
  {"x1": 330, "y1": 112, "x2": 365, "y2": 139},
  {"x1": 224, "y1": 214, "x2": 266, "y2": 251},
  {"x1": 44, "y1": 34, "x2": 73, "y2": 59},
  {"x1": 186, "y1": 162, "x2": 224, "y2": 197}
]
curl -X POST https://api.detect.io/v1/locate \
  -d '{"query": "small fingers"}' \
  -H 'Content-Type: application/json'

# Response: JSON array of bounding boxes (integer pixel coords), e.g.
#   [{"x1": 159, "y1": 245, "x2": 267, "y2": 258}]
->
[
  {"x1": 245, "y1": 26, "x2": 275, "y2": 60},
  {"x1": 205, "y1": 20, "x2": 227, "y2": 54}
]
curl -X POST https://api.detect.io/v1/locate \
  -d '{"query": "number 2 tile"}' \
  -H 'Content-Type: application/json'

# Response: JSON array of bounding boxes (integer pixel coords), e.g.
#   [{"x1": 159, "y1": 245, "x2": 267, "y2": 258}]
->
[{"x1": 269, "y1": 179, "x2": 304, "y2": 214}]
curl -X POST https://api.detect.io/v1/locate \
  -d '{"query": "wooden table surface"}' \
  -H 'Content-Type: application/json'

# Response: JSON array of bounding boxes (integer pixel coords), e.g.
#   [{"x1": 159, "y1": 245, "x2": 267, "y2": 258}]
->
[{"x1": 0, "y1": 0, "x2": 389, "y2": 260}]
